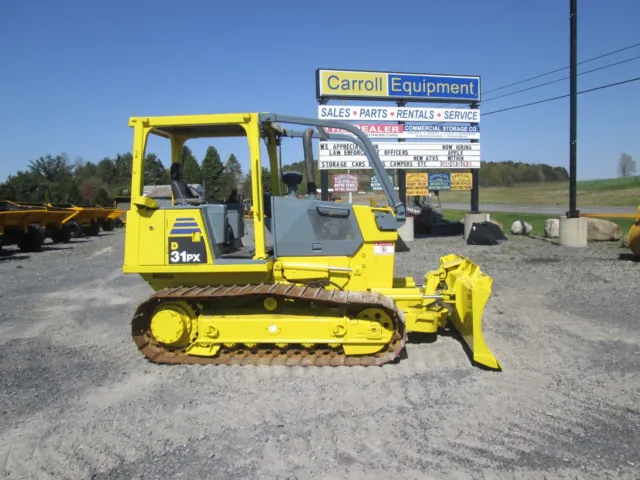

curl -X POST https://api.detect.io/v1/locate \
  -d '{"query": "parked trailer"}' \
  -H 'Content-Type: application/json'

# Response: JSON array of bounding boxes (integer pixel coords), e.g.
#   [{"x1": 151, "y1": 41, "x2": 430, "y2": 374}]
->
[{"x1": 0, "y1": 201, "x2": 66, "y2": 252}]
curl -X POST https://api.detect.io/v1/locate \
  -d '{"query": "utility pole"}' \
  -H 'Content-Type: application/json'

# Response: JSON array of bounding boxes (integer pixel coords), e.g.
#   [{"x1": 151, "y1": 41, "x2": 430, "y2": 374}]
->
[
  {"x1": 559, "y1": 0, "x2": 587, "y2": 247},
  {"x1": 568, "y1": 0, "x2": 578, "y2": 218}
]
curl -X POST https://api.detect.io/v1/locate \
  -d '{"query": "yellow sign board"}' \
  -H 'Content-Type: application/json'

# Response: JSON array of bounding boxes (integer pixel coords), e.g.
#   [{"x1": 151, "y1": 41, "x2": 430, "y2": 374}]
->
[
  {"x1": 315, "y1": 68, "x2": 482, "y2": 102},
  {"x1": 317, "y1": 70, "x2": 388, "y2": 98},
  {"x1": 406, "y1": 173, "x2": 429, "y2": 196},
  {"x1": 451, "y1": 172, "x2": 473, "y2": 191}
]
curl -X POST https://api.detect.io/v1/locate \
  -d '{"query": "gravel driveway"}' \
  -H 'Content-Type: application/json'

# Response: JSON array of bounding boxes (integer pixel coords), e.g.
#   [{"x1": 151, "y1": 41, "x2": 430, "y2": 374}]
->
[{"x1": 0, "y1": 227, "x2": 638, "y2": 479}]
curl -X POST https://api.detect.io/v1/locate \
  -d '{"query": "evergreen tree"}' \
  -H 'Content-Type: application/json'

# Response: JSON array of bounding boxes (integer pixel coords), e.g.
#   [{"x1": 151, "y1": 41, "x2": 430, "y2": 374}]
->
[
  {"x1": 242, "y1": 167, "x2": 272, "y2": 198},
  {"x1": 201, "y1": 145, "x2": 224, "y2": 198},
  {"x1": 218, "y1": 153, "x2": 244, "y2": 199},
  {"x1": 144, "y1": 153, "x2": 166, "y2": 185},
  {"x1": 225, "y1": 154, "x2": 243, "y2": 184},
  {"x1": 181, "y1": 145, "x2": 201, "y2": 183}
]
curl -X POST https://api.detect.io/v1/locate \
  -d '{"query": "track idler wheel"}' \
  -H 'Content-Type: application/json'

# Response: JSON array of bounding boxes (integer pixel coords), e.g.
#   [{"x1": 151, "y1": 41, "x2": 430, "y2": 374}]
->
[{"x1": 149, "y1": 302, "x2": 198, "y2": 350}]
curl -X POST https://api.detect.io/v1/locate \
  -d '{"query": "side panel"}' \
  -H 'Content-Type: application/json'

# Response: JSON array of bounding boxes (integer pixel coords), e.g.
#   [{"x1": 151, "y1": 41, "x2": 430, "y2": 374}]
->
[
  {"x1": 353, "y1": 205, "x2": 398, "y2": 290},
  {"x1": 271, "y1": 196, "x2": 363, "y2": 257},
  {"x1": 273, "y1": 204, "x2": 399, "y2": 291},
  {"x1": 137, "y1": 209, "x2": 166, "y2": 266},
  {"x1": 164, "y1": 209, "x2": 213, "y2": 265}
]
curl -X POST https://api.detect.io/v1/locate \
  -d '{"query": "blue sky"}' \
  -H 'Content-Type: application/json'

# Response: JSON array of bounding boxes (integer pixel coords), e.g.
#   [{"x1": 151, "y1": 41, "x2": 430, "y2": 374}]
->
[{"x1": 1, "y1": 0, "x2": 638, "y2": 182}]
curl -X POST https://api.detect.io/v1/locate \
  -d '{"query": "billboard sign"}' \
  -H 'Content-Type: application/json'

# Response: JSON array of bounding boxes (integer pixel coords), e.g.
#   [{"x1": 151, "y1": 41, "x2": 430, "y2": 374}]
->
[
  {"x1": 406, "y1": 173, "x2": 429, "y2": 196},
  {"x1": 370, "y1": 174, "x2": 395, "y2": 191},
  {"x1": 451, "y1": 172, "x2": 473, "y2": 191},
  {"x1": 318, "y1": 141, "x2": 481, "y2": 169},
  {"x1": 428, "y1": 172, "x2": 451, "y2": 191},
  {"x1": 316, "y1": 68, "x2": 481, "y2": 103},
  {"x1": 332, "y1": 173, "x2": 359, "y2": 192},
  {"x1": 325, "y1": 123, "x2": 480, "y2": 140},
  {"x1": 318, "y1": 105, "x2": 480, "y2": 123}
]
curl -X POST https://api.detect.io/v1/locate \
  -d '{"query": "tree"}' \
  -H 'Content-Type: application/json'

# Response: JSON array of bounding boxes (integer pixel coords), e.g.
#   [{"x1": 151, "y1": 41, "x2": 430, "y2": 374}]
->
[
  {"x1": 26, "y1": 154, "x2": 79, "y2": 203},
  {"x1": 281, "y1": 159, "x2": 320, "y2": 195},
  {"x1": 28, "y1": 154, "x2": 74, "y2": 183},
  {"x1": 96, "y1": 158, "x2": 117, "y2": 184},
  {"x1": 242, "y1": 167, "x2": 272, "y2": 199},
  {"x1": 201, "y1": 145, "x2": 224, "y2": 199},
  {"x1": 618, "y1": 153, "x2": 636, "y2": 177},
  {"x1": 240, "y1": 171, "x2": 252, "y2": 199},
  {"x1": 225, "y1": 154, "x2": 243, "y2": 183},
  {"x1": 115, "y1": 153, "x2": 133, "y2": 182},
  {"x1": 75, "y1": 161, "x2": 97, "y2": 181},
  {"x1": 79, "y1": 178, "x2": 100, "y2": 203},
  {"x1": 4, "y1": 170, "x2": 41, "y2": 202},
  {"x1": 181, "y1": 145, "x2": 201, "y2": 183},
  {"x1": 218, "y1": 154, "x2": 244, "y2": 199},
  {"x1": 144, "y1": 153, "x2": 167, "y2": 185}
]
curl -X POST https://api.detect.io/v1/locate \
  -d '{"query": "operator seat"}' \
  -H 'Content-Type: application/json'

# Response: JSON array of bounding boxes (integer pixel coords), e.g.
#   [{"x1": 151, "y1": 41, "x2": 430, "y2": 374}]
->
[{"x1": 170, "y1": 163, "x2": 205, "y2": 205}]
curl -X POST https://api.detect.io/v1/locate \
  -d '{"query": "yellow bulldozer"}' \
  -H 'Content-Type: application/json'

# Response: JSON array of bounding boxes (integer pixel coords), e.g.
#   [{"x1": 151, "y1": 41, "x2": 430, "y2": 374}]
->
[{"x1": 123, "y1": 112, "x2": 501, "y2": 369}]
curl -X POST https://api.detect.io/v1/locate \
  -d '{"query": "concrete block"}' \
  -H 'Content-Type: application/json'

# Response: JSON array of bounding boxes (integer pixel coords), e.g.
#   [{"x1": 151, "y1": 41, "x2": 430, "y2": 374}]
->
[
  {"x1": 398, "y1": 215, "x2": 414, "y2": 242},
  {"x1": 559, "y1": 216, "x2": 588, "y2": 247}
]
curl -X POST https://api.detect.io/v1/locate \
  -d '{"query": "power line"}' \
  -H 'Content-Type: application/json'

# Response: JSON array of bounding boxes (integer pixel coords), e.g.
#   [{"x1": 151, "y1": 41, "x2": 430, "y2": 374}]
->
[
  {"x1": 435, "y1": 40, "x2": 640, "y2": 107},
  {"x1": 482, "y1": 75, "x2": 640, "y2": 116},
  {"x1": 482, "y1": 54, "x2": 640, "y2": 103},
  {"x1": 482, "y1": 41, "x2": 640, "y2": 95},
  {"x1": 476, "y1": 0, "x2": 534, "y2": 32}
]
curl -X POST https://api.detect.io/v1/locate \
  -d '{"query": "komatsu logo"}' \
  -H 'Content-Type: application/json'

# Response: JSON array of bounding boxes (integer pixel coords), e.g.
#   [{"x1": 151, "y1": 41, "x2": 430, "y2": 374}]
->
[{"x1": 170, "y1": 217, "x2": 202, "y2": 235}]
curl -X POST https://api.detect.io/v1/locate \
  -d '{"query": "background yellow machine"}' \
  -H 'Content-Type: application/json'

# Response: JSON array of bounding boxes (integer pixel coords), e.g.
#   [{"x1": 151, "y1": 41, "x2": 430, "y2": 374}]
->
[
  {"x1": 123, "y1": 112, "x2": 501, "y2": 369},
  {"x1": 629, "y1": 206, "x2": 640, "y2": 259}
]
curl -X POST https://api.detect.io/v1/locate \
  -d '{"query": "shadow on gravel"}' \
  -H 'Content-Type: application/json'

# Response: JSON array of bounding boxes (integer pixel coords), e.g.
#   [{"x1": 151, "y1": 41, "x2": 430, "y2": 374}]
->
[
  {"x1": 406, "y1": 329, "x2": 502, "y2": 371},
  {"x1": 522, "y1": 256, "x2": 562, "y2": 264},
  {"x1": 515, "y1": 234, "x2": 559, "y2": 245},
  {"x1": 398, "y1": 233, "x2": 468, "y2": 251},
  {"x1": 618, "y1": 252, "x2": 639, "y2": 262},
  {"x1": 40, "y1": 245, "x2": 74, "y2": 252},
  {"x1": 396, "y1": 237, "x2": 410, "y2": 252},
  {"x1": 407, "y1": 332, "x2": 438, "y2": 344},
  {"x1": 414, "y1": 233, "x2": 464, "y2": 240},
  {"x1": 0, "y1": 251, "x2": 30, "y2": 262}
]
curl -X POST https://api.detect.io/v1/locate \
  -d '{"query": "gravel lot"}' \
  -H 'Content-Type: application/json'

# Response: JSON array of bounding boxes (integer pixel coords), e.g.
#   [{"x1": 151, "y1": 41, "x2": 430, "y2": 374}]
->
[{"x1": 0, "y1": 225, "x2": 638, "y2": 479}]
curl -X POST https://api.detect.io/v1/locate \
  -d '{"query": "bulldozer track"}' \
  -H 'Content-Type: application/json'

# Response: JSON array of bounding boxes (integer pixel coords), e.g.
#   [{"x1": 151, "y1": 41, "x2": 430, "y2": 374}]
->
[{"x1": 131, "y1": 283, "x2": 407, "y2": 366}]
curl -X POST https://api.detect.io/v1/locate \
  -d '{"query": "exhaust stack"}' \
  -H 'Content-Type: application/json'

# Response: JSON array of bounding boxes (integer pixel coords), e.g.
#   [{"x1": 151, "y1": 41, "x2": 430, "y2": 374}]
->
[{"x1": 303, "y1": 128, "x2": 317, "y2": 199}]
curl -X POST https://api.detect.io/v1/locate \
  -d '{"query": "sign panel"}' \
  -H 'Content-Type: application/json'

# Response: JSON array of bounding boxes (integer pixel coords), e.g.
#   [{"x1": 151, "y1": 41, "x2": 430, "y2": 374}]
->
[
  {"x1": 316, "y1": 68, "x2": 481, "y2": 102},
  {"x1": 326, "y1": 123, "x2": 480, "y2": 140},
  {"x1": 374, "y1": 242, "x2": 395, "y2": 255},
  {"x1": 406, "y1": 173, "x2": 429, "y2": 196},
  {"x1": 318, "y1": 105, "x2": 480, "y2": 123},
  {"x1": 332, "y1": 173, "x2": 359, "y2": 192},
  {"x1": 319, "y1": 141, "x2": 481, "y2": 170},
  {"x1": 451, "y1": 172, "x2": 473, "y2": 191},
  {"x1": 428, "y1": 172, "x2": 451, "y2": 191},
  {"x1": 370, "y1": 174, "x2": 395, "y2": 191}
]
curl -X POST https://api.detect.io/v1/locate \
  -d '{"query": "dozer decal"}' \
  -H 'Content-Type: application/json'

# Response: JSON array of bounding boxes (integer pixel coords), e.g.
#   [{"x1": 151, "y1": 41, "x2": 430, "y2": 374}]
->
[
  {"x1": 169, "y1": 217, "x2": 202, "y2": 235},
  {"x1": 168, "y1": 237, "x2": 208, "y2": 264}
]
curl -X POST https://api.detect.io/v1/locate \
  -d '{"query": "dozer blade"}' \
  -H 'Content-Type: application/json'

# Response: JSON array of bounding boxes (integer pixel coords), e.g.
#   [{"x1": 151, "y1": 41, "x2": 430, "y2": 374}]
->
[{"x1": 431, "y1": 254, "x2": 502, "y2": 370}]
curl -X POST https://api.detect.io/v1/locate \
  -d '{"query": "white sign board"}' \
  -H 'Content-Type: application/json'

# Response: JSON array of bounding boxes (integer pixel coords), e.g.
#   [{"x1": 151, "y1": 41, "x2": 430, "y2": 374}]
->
[
  {"x1": 325, "y1": 123, "x2": 480, "y2": 140},
  {"x1": 332, "y1": 173, "x2": 359, "y2": 192},
  {"x1": 318, "y1": 105, "x2": 480, "y2": 123},
  {"x1": 318, "y1": 141, "x2": 481, "y2": 170}
]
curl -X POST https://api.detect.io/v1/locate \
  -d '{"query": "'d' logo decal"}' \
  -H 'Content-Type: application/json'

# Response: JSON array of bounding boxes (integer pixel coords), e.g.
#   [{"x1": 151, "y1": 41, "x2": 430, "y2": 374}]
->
[{"x1": 170, "y1": 217, "x2": 202, "y2": 235}]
